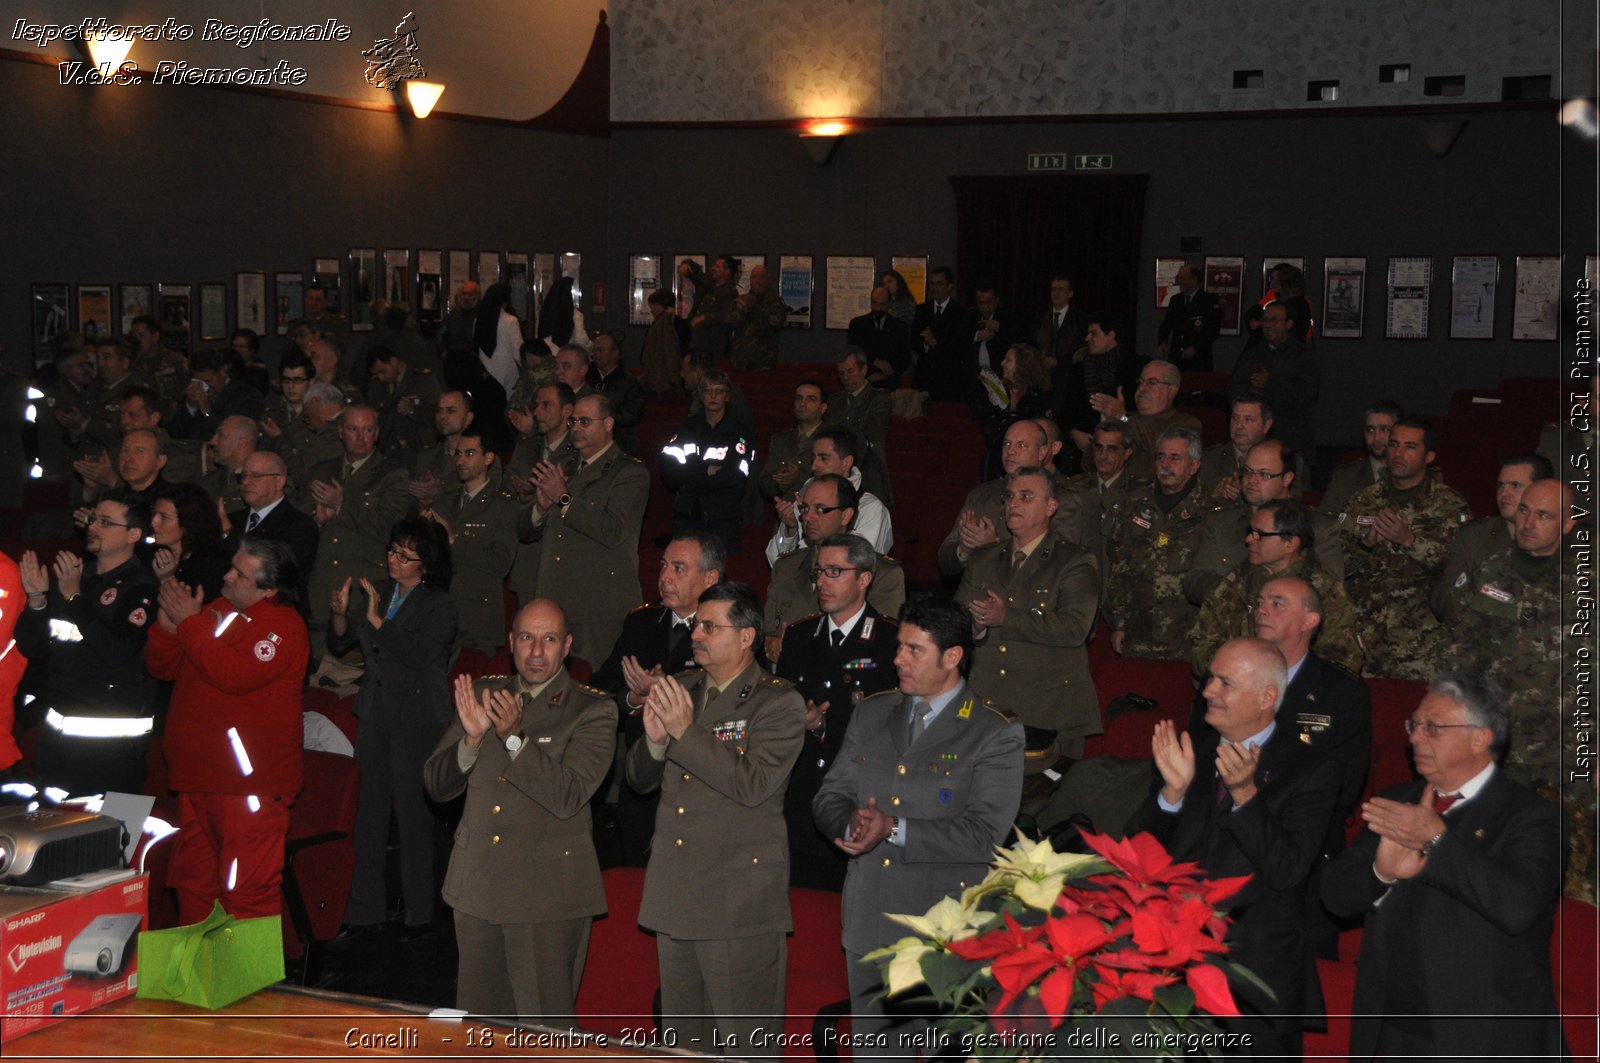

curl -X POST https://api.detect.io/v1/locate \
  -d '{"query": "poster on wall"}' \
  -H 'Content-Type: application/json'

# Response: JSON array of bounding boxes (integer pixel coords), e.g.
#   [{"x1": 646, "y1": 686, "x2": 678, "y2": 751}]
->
[
  {"x1": 890, "y1": 255, "x2": 927, "y2": 303},
  {"x1": 348, "y1": 248, "x2": 376, "y2": 330},
  {"x1": 199, "y1": 283, "x2": 227, "y2": 341},
  {"x1": 779, "y1": 255, "x2": 813, "y2": 328},
  {"x1": 1203, "y1": 256, "x2": 1245, "y2": 335},
  {"x1": 825, "y1": 255, "x2": 876, "y2": 330},
  {"x1": 1511, "y1": 255, "x2": 1560, "y2": 341},
  {"x1": 274, "y1": 272, "x2": 303, "y2": 335},
  {"x1": 1448, "y1": 255, "x2": 1498, "y2": 339},
  {"x1": 534, "y1": 253, "x2": 556, "y2": 309},
  {"x1": 159, "y1": 283, "x2": 192, "y2": 353},
  {"x1": 629, "y1": 255, "x2": 661, "y2": 326},
  {"x1": 477, "y1": 251, "x2": 501, "y2": 289},
  {"x1": 503, "y1": 252, "x2": 530, "y2": 332},
  {"x1": 1260, "y1": 256, "x2": 1305, "y2": 299},
  {"x1": 416, "y1": 249, "x2": 444, "y2": 325},
  {"x1": 673, "y1": 254, "x2": 705, "y2": 318},
  {"x1": 76, "y1": 284, "x2": 112, "y2": 343},
  {"x1": 235, "y1": 273, "x2": 266, "y2": 335},
  {"x1": 1385, "y1": 256, "x2": 1432, "y2": 340},
  {"x1": 120, "y1": 283, "x2": 153, "y2": 335},
  {"x1": 32, "y1": 283, "x2": 70, "y2": 361},
  {"x1": 1320, "y1": 257, "x2": 1366, "y2": 339},
  {"x1": 559, "y1": 252, "x2": 582, "y2": 302},
  {"x1": 382, "y1": 249, "x2": 409, "y2": 308},
  {"x1": 312, "y1": 257, "x2": 342, "y2": 315},
  {"x1": 447, "y1": 249, "x2": 471, "y2": 311},
  {"x1": 1153, "y1": 258, "x2": 1185, "y2": 308}
]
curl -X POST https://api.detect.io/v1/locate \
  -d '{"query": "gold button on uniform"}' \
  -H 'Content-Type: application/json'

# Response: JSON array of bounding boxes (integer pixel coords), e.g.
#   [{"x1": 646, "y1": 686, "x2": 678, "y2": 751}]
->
[
  {"x1": 881, "y1": 858, "x2": 891, "y2": 868},
  {"x1": 675, "y1": 838, "x2": 684, "y2": 847},
  {"x1": 751, "y1": 857, "x2": 759, "y2": 864},
  {"x1": 998, "y1": 645, "x2": 1007, "y2": 653},
  {"x1": 491, "y1": 805, "x2": 501, "y2": 814},
  {"x1": 891, "y1": 796, "x2": 901, "y2": 806},
  {"x1": 676, "y1": 806, "x2": 685, "y2": 814},
  {"x1": 491, "y1": 835, "x2": 501, "y2": 845},
  {"x1": 897, "y1": 765, "x2": 906, "y2": 775}
]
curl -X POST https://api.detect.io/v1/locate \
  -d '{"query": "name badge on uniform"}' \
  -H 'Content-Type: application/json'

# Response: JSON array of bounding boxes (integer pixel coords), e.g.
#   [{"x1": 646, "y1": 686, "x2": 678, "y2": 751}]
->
[
  {"x1": 1132, "y1": 515, "x2": 1152, "y2": 530},
  {"x1": 1355, "y1": 515, "x2": 1376, "y2": 526},
  {"x1": 1296, "y1": 712, "x2": 1331, "y2": 733},
  {"x1": 1480, "y1": 584, "x2": 1513, "y2": 603}
]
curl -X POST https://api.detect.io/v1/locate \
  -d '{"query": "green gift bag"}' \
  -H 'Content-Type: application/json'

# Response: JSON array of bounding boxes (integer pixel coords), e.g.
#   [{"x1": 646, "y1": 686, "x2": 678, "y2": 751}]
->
[{"x1": 136, "y1": 901, "x2": 284, "y2": 1009}]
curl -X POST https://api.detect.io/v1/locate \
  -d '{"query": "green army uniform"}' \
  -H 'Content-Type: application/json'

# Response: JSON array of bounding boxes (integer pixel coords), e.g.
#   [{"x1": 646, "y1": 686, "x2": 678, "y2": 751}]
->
[
  {"x1": 200, "y1": 463, "x2": 244, "y2": 515},
  {"x1": 1445, "y1": 547, "x2": 1595, "y2": 904},
  {"x1": 279, "y1": 419, "x2": 343, "y2": 505},
  {"x1": 1341, "y1": 471, "x2": 1470, "y2": 680},
  {"x1": 83, "y1": 371, "x2": 157, "y2": 455},
  {"x1": 1182, "y1": 501, "x2": 1345, "y2": 606},
  {"x1": 507, "y1": 360, "x2": 557, "y2": 414},
  {"x1": 442, "y1": 481, "x2": 521, "y2": 654},
  {"x1": 367, "y1": 365, "x2": 440, "y2": 474},
  {"x1": 936, "y1": 474, "x2": 1094, "y2": 578},
  {"x1": 756, "y1": 425, "x2": 820, "y2": 500},
  {"x1": 732, "y1": 286, "x2": 786, "y2": 371},
  {"x1": 1105, "y1": 479, "x2": 1207, "y2": 660},
  {"x1": 1189, "y1": 556, "x2": 1363, "y2": 678},
  {"x1": 764, "y1": 545, "x2": 906, "y2": 635},
  {"x1": 505, "y1": 434, "x2": 580, "y2": 610},
  {"x1": 304, "y1": 453, "x2": 412, "y2": 648},
  {"x1": 1432, "y1": 515, "x2": 1511, "y2": 621},
  {"x1": 134, "y1": 347, "x2": 189, "y2": 420}
]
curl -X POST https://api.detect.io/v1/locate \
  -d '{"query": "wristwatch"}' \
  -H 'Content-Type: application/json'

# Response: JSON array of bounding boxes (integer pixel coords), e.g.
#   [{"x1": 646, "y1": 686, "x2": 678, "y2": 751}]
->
[
  {"x1": 1420, "y1": 828, "x2": 1447, "y2": 856},
  {"x1": 504, "y1": 733, "x2": 525, "y2": 754},
  {"x1": 558, "y1": 492, "x2": 573, "y2": 508}
]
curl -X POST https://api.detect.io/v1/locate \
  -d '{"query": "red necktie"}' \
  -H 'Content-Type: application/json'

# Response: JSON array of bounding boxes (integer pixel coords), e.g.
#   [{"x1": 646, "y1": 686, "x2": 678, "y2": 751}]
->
[{"x1": 1434, "y1": 791, "x2": 1460, "y2": 814}]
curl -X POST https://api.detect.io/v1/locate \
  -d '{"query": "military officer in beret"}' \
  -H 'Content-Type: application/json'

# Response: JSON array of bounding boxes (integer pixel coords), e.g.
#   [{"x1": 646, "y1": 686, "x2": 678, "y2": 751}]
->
[
  {"x1": 813, "y1": 594, "x2": 1024, "y2": 1054},
  {"x1": 424, "y1": 426, "x2": 519, "y2": 656},
  {"x1": 625, "y1": 582, "x2": 805, "y2": 1052},
  {"x1": 423, "y1": 599, "x2": 616, "y2": 1027},
  {"x1": 957, "y1": 467, "x2": 1100, "y2": 760},
  {"x1": 775, "y1": 533, "x2": 900, "y2": 889}
]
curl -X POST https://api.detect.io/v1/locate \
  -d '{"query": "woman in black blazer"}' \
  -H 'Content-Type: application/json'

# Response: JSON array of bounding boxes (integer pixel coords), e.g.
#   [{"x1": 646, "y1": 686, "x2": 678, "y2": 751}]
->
[{"x1": 329, "y1": 516, "x2": 458, "y2": 933}]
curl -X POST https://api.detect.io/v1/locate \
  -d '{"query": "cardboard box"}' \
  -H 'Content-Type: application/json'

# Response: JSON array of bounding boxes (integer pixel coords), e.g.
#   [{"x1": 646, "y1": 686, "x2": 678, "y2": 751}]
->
[{"x1": 0, "y1": 874, "x2": 148, "y2": 1043}]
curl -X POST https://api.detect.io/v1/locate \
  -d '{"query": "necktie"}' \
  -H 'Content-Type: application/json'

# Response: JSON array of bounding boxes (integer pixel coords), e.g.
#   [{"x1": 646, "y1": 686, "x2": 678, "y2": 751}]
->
[
  {"x1": 906, "y1": 698, "x2": 931, "y2": 747},
  {"x1": 1055, "y1": 310, "x2": 1064, "y2": 331},
  {"x1": 244, "y1": 511, "x2": 261, "y2": 534},
  {"x1": 830, "y1": 628, "x2": 846, "y2": 650},
  {"x1": 1011, "y1": 548, "x2": 1027, "y2": 576},
  {"x1": 1434, "y1": 791, "x2": 1460, "y2": 815},
  {"x1": 342, "y1": 462, "x2": 354, "y2": 483},
  {"x1": 934, "y1": 304, "x2": 943, "y2": 319},
  {"x1": 666, "y1": 616, "x2": 691, "y2": 664}
]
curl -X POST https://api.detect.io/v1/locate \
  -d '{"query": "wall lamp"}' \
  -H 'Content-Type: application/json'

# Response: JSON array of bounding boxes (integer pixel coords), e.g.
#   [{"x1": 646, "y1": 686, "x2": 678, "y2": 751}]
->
[
  {"x1": 405, "y1": 81, "x2": 446, "y2": 118},
  {"x1": 85, "y1": 30, "x2": 135, "y2": 70},
  {"x1": 800, "y1": 118, "x2": 853, "y2": 165}
]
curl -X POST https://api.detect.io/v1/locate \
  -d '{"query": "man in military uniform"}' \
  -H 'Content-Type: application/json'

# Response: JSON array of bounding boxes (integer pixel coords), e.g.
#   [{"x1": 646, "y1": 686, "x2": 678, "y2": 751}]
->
[
  {"x1": 170, "y1": 348, "x2": 264, "y2": 440},
  {"x1": 938, "y1": 418, "x2": 1086, "y2": 578},
  {"x1": 1190, "y1": 501, "x2": 1363, "y2": 678},
  {"x1": 813, "y1": 594, "x2": 1024, "y2": 1052},
  {"x1": 758, "y1": 380, "x2": 827, "y2": 501},
  {"x1": 304, "y1": 405, "x2": 411, "y2": 658},
  {"x1": 1060, "y1": 419, "x2": 1140, "y2": 598},
  {"x1": 1196, "y1": 394, "x2": 1305, "y2": 503},
  {"x1": 1106, "y1": 428, "x2": 1208, "y2": 660},
  {"x1": 84, "y1": 336, "x2": 155, "y2": 456},
  {"x1": 74, "y1": 388, "x2": 201, "y2": 505},
  {"x1": 518, "y1": 393, "x2": 649, "y2": 665},
  {"x1": 38, "y1": 346, "x2": 97, "y2": 481},
  {"x1": 16, "y1": 489, "x2": 160, "y2": 796},
  {"x1": 1087, "y1": 359, "x2": 1203, "y2": 480},
  {"x1": 1444, "y1": 479, "x2": 1592, "y2": 902},
  {"x1": 823, "y1": 348, "x2": 894, "y2": 505},
  {"x1": 506, "y1": 384, "x2": 579, "y2": 610},
  {"x1": 277, "y1": 381, "x2": 346, "y2": 500},
  {"x1": 764, "y1": 475, "x2": 905, "y2": 653},
  {"x1": 409, "y1": 388, "x2": 477, "y2": 512},
  {"x1": 199, "y1": 415, "x2": 259, "y2": 516},
  {"x1": 286, "y1": 285, "x2": 351, "y2": 359},
  {"x1": 775, "y1": 533, "x2": 900, "y2": 889},
  {"x1": 1321, "y1": 401, "x2": 1402, "y2": 519},
  {"x1": 424, "y1": 599, "x2": 616, "y2": 1027},
  {"x1": 1431, "y1": 452, "x2": 1550, "y2": 619},
  {"x1": 688, "y1": 255, "x2": 742, "y2": 361},
  {"x1": 1183, "y1": 439, "x2": 1342, "y2": 605},
  {"x1": 260, "y1": 351, "x2": 312, "y2": 441},
  {"x1": 1227, "y1": 300, "x2": 1320, "y2": 458},
  {"x1": 625, "y1": 582, "x2": 804, "y2": 1052},
  {"x1": 364, "y1": 345, "x2": 439, "y2": 475},
  {"x1": 1341, "y1": 418, "x2": 1470, "y2": 679},
  {"x1": 129, "y1": 315, "x2": 189, "y2": 419},
  {"x1": 956, "y1": 467, "x2": 1099, "y2": 759},
  {"x1": 732, "y1": 263, "x2": 786, "y2": 372},
  {"x1": 768, "y1": 426, "x2": 891, "y2": 564},
  {"x1": 594, "y1": 531, "x2": 725, "y2": 866},
  {"x1": 587, "y1": 331, "x2": 645, "y2": 453},
  {"x1": 425, "y1": 426, "x2": 518, "y2": 656}
]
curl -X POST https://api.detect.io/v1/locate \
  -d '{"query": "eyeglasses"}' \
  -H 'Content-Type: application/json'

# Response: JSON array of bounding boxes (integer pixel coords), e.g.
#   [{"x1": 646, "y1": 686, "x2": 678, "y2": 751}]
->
[
  {"x1": 1241, "y1": 467, "x2": 1286, "y2": 481},
  {"x1": 809, "y1": 565, "x2": 861, "y2": 580},
  {"x1": 240, "y1": 471, "x2": 284, "y2": 480},
  {"x1": 386, "y1": 546, "x2": 422, "y2": 564},
  {"x1": 1245, "y1": 527, "x2": 1294, "y2": 540},
  {"x1": 566, "y1": 416, "x2": 602, "y2": 428},
  {"x1": 280, "y1": 374, "x2": 309, "y2": 383},
  {"x1": 795, "y1": 503, "x2": 845, "y2": 517},
  {"x1": 692, "y1": 619, "x2": 742, "y2": 635},
  {"x1": 1137, "y1": 376, "x2": 1170, "y2": 388},
  {"x1": 89, "y1": 516, "x2": 131, "y2": 529},
  {"x1": 1403, "y1": 719, "x2": 1481, "y2": 738}
]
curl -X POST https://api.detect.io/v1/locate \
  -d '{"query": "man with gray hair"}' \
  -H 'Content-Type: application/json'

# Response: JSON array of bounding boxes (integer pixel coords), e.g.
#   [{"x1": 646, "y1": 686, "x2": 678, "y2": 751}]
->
[
  {"x1": 1128, "y1": 637, "x2": 1340, "y2": 1058},
  {"x1": 276, "y1": 379, "x2": 346, "y2": 497},
  {"x1": 1088, "y1": 358, "x2": 1202, "y2": 480},
  {"x1": 1323, "y1": 674, "x2": 1568, "y2": 1061}
]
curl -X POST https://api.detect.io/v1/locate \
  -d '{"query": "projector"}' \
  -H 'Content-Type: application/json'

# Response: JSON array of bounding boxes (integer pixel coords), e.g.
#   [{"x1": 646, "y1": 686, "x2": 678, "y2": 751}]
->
[
  {"x1": 0, "y1": 807, "x2": 127, "y2": 885},
  {"x1": 65, "y1": 913, "x2": 144, "y2": 977}
]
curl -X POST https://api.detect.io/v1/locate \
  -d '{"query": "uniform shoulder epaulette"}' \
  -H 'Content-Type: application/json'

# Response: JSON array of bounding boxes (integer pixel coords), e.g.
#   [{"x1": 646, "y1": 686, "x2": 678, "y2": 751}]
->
[
  {"x1": 797, "y1": 611, "x2": 824, "y2": 624},
  {"x1": 473, "y1": 674, "x2": 510, "y2": 686},
  {"x1": 577, "y1": 682, "x2": 609, "y2": 699},
  {"x1": 628, "y1": 601, "x2": 660, "y2": 616},
  {"x1": 1323, "y1": 658, "x2": 1363, "y2": 683},
  {"x1": 978, "y1": 696, "x2": 1020, "y2": 723},
  {"x1": 762, "y1": 673, "x2": 794, "y2": 689}
]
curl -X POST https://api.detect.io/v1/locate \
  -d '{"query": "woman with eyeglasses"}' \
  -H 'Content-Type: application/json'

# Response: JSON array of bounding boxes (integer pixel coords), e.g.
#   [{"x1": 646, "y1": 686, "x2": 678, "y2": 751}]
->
[
  {"x1": 328, "y1": 516, "x2": 458, "y2": 937},
  {"x1": 149, "y1": 481, "x2": 228, "y2": 602}
]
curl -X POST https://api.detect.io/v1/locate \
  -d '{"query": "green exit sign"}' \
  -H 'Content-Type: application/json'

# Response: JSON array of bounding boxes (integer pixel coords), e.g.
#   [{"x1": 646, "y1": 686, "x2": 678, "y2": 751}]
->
[
  {"x1": 1074, "y1": 154, "x2": 1114, "y2": 170},
  {"x1": 1027, "y1": 153, "x2": 1068, "y2": 172}
]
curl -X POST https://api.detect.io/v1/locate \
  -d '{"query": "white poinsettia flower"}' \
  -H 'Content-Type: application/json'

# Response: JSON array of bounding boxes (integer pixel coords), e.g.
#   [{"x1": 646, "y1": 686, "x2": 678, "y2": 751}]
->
[{"x1": 884, "y1": 894, "x2": 995, "y2": 941}]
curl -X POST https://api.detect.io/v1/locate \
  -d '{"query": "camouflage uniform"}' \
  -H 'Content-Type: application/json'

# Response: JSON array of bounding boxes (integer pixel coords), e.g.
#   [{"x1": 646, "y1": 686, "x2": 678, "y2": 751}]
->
[
  {"x1": 1105, "y1": 480, "x2": 1207, "y2": 660},
  {"x1": 1432, "y1": 515, "x2": 1512, "y2": 621},
  {"x1": 1445, "y1": 547, "x2": 1595, "y2": 904},
  {"x1": 134, "y1": 347, "x2": 189, "y2": 420},
  {"x1": 1189, "y1": 555, "x2": 1363, "y2": 679},
  {"x1": 507, "y1": 359, "x2": 556, "y2": 413},
  {"x1": 1340, "y1": 471, "x2": 1470, "y2": 680},
  {"x1": 731, "y1": 286, "x2": 786, "y2": 371}
]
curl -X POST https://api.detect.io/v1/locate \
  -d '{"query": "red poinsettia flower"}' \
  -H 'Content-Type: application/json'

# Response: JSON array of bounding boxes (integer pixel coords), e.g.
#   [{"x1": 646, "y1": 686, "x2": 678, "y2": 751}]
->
[
  {"x1": 1131, "y1": 898, "x2": 1229, "y2": 966},
  {"x1": 1090, "y1": 966, "x2": 1179, "y2": 1009},
  {"x1": 990, "y1": 943, "x2": 1058, "y2": 1013},
  {"x1": 1186, "y1": 962, "x2": 1241, "y2": 1017},
  {"x1": 1082, "y1": 831, "x2": 1206, "y2": 887},
  {"x1": 1034, "y1": 913, "x2": 1114, "y2": 1016},
  {"x1": 948, "y1": 911, "x2": 1044, "y2": 961}
]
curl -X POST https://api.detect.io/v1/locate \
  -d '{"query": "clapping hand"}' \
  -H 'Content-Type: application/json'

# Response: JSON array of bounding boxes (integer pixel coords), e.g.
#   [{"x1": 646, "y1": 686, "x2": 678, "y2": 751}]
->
[
  {"x1": 358, "y1": 577, "x2": 383, "y2": 629},
  {"x1": 452, "y1": 674, "x2": 493, "y2": 749},
  {"x1": 620, "y1": 655, "x2": 665, "y2": 711},
  {"x1": 967, "y1": 589, "x2": 1006, "y2": 633},
  {"x1": 151, "y1": 546, "x2": 180, "y2": 582},
  {"x1": 19, "y1": 551, "x2": 49, "y2": 598},
  {"x1": 52, "y1": 552, "x2": 84, "y2": 600},
  {"x1": 834, "y1": 796, "x2": 893, "y2": 855},
  {"x1": 643, "y1": 674, "x2": 694, "y2": 742},
  {"x1": 156, "y1": 579, "x2": 202, "y2": 632},
  {"x1": 1151, "y1": 719, "x2": 1196, "y2": 807}
]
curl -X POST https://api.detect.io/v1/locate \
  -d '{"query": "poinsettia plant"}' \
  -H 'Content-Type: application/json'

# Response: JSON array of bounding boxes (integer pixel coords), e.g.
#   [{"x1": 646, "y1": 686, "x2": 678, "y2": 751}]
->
[{"x1": 864, "y1": 831, "x2": 1272, "y2": 1059}]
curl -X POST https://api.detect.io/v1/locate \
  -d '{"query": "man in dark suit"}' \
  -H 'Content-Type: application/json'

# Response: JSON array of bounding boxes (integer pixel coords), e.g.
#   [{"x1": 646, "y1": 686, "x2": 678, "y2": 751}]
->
[
  {"x1": 1127, "y1": 637, "x2": 1340, "y2": 1057},
  {"x1": 968, "y1": 281, "x2": 1018, "y2": 386},
  {"x1": 1322, "y1": 674, "x2": 1569, "y2": 1061},
  {"x1": 222, "y1": 451, "x2": 319, "y2": 602},
  {"x1": 909, "y1": 266, "x2": 973, "y2": 401},
  {"x1": 846, "y1": 287, "x2": 912, "y2": 387},
  {"x1": 774, "y1": 533, "x2": 900, "y2": 890},
  {"x1": 593, "y1": 530, "x2": 725, "y2": 866},
  {"x1": 1035, "y1": 273, "x2": 1086, "y2": 372},
  {"x1": 1156, "y1": 264, "x2": 1222, "y2": 371}
]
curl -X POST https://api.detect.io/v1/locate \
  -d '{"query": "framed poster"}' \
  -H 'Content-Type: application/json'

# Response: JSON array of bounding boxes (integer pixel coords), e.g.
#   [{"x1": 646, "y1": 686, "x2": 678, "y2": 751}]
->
[
  {"x1": 348, "y1": 248, "x2": 377, "y2": 330},
  {"x1": 382, "y1": 249, "x2": 410, "y2": 307},
  {"x1": 75, "y1": 284, "x2": 113, "y2": 343},
  {"x1": 120, "y1": 283, "x2": 153, "y2": 335},
  {"x1": 312, "y1": 257, "x2": 342, "y2": 315},
  {"x1": 477, "y1": 251, "x2": 501, "y2": 289},
  {"x1": 733, "y1": 254, "x2": 764, "y2": 295},
  {"x1": 504, "y1": 252, "x2": 531, "y2": 330},
  {"x1": 1154, "y1": 257, "x2": 1185, "y2": 308},
  {"x1": 673, "y1": 254, "x2": 705, "y2": 318},
  {"x1": 889, "y1": 255, "x2": 927, "y2": 302},
  {"x1": 779, "y1": 255, "x2": 814, "y2": 328},
  {"x1": 1512, "y1": 255, "x2": 1560, "y2": 340},
  {"x1": 1320, "y1": 257, "x2": 1367, "y2": 339},
  {"x1": 416, "y1": 249, "x2": 443, "y2": 325},
  {"x1": 159, "y1": 283, "x2": 192, "y2": 353},
  {"x1": 447, "y1": 249, "x2": 471, "y2": 311},
  {"x1": 1385, "y1": 256, "x2": 1432, "y2": 339},
  {"x1": 534, "y1": 253, "x2": 556, "y2": 304},
  {"x1": 825, "y1": 255, "x2": 876, "y2": 330},
  {"x1": 1449, "y1": 255, "x2": 1499, "y2": 339},
  {"x1": 235, "y1": 273, "x2": 266, "y2": 335},
  {"x1": 273, "y1": 271, "x2": 304, "y2": 335},
  {"x1": 559, "y1": 252, "x2": 582, "y2": 302},
  {"x1": 1261, "y1": 256, "x2": 1305, "y2": 297},
  {"x1": 198, "y1": 283, "x2": 227, "y2": 341},
  {"x1": 1203, "y1": 256, "x2": 1246, "y2": 335},
  {"x1": 32, "y1": 283, "x2": 70, "y2": 359},
  {"x1": 629, "y1": 255, "x2": 662, "y2": 326}
]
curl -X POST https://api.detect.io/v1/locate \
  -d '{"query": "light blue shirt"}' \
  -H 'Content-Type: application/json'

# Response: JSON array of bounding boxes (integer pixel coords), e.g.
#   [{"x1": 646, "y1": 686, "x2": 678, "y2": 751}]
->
[
  {"x1": 887, "y1": 683, "x2": 969, "y2": 846},
  {"x1": 1158, "y1": 721, "x2": 1277, "y2": 813}
]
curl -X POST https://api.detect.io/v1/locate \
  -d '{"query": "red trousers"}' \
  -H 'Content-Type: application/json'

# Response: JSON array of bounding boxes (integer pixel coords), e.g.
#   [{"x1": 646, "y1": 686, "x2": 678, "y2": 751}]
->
[{"x1": 170, "y1": 791, "x2": 293, "y2": 925}]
